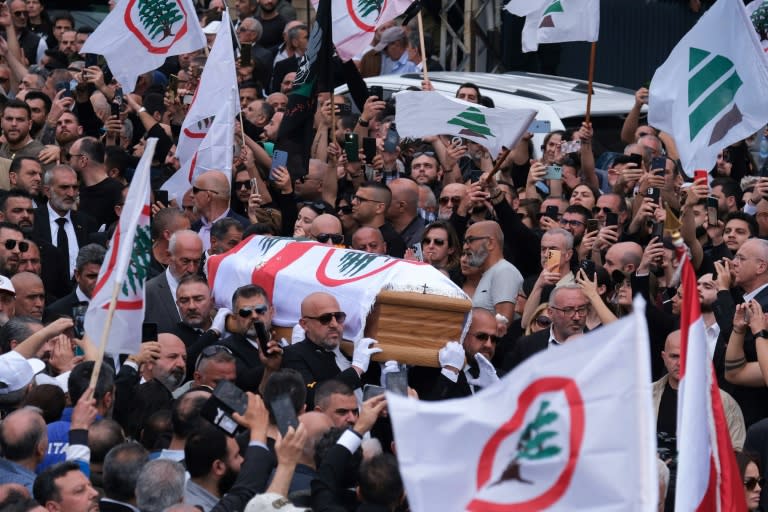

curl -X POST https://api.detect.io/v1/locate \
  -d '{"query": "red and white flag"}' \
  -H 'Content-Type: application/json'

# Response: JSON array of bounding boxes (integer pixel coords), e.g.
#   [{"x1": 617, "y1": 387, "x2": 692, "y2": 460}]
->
[
  {"x1": 81, "y1": 0, "x2": 205, "y2": 92},
  {"x1": 311, "y1": 0, "x2": 412, "y2": 61},
  {"x1": 83, "y1": 139, "x2": 154, "y2": 355},
  {"x1": 675, "y1": 251, "x2": 747, "y2": 511}
]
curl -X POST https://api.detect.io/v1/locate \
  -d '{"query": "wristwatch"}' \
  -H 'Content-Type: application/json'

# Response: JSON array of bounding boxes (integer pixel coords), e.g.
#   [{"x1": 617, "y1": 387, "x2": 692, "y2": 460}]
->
[
  {"x1": 754, "y1": 329, "x2": 768, "y2": 340},
  {"x1": 357, "y1": 118, "x2": 370, "y2": 127}
]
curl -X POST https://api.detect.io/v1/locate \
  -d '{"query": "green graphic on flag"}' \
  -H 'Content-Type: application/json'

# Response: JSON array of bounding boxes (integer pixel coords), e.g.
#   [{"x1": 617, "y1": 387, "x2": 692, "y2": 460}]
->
[
  {"x1": 687, "y1": 47, "x2": 743, "y2": 145},
  {"x1": 447, "y1": 107, "x2": 495, "y2": 139},
  {"x1": 122, "y1": 225, "x2": 152, "y2": 296},
  {"x1": 539, "y1": 0, "x2": 563, "y2": 28},
  {"x1": 138, "y1": 0, "x2": 183, "y2": 42},
  {"x1": 356, "y1": 0, "x2": 383, "y2": 18}
]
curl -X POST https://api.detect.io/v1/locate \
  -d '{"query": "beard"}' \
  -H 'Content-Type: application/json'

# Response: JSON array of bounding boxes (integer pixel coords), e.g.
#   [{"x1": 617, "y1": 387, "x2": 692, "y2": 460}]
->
[
  {"x1": 467, "y1": 243, "x2": 489, "y2": 268},
  {"x1": 218, "y1": 466, "x2": 238, "y2": 495},
  {"x1": 157, "y1": 367, "x2": 185, "y2": 391},
  {"x1": 695, "y1": 225, "x2": 707, "y2": 238}
]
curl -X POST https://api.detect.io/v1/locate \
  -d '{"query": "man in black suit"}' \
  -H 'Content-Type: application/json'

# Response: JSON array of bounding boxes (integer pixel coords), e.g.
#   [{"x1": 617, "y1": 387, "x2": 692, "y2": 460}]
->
[
  {"x1": 503, "y1": 285, "x2": 590, "y2": 373},
  {"x1": 99, "y1": 442, "x2": 149, "y2": 512},
  {"x1": 43, "y1": 243, "x2": 105, "y2": 323},
  {"x1": 282, "y1": 292, "x2": 381, "y2": 408},
  {"x1": 144, "y1": 230, "x2": 203, "y2": 334},
  {"x1": 190, "y1": 171, "x2": 249, "y2": 254},
  {"x1": 33, "y1": 165, "x2": 99, "y2": 279},
  {"x1": 219, "y1": 284, "x2": 284, "y2": 393}
]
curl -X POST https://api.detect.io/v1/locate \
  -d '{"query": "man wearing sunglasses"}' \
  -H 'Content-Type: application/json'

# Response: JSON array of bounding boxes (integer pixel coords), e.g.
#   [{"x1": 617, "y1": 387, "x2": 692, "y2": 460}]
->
[
  {"x1": 350, "y1": 182, "x2": 405, "y2": 258},
  {"x1": 309, "y1": 214, "x2": 344, "y2": 246},
  {"x1": 283, "y1": 292, "x2": 381, "y2": 408},
  {"x1": 0, "y1": 222, "x2": 26, "y2": 277},
  {"x1": 191, "y1": 171, "x2": 249, "y2": 253},
  {"x1": 220, "y1": 285, "x2": 283, "y2": 393}
]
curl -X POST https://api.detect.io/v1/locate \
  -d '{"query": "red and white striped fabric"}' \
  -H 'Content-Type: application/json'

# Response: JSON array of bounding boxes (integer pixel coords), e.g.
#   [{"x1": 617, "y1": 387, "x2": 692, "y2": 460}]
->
[{"x1": 676, "y1": 252, "x2": 746, "y2": 511}]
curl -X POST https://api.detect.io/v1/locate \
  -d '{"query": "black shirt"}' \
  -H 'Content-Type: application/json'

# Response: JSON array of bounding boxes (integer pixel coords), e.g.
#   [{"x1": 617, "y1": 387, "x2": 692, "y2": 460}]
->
[
  {"x1": 79, "y1": 177, "x2": 124, "y2": 227},
  {"x1": 258, "y1": 14, "x2": 288, "y2": 50}
]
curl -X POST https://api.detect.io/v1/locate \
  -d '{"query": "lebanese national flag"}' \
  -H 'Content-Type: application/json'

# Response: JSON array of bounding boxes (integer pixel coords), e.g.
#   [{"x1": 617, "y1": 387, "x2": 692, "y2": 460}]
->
[
  {"x1": 83, "y1": 139, "x2": 154, "y2": 355},
  {"x1": 675, "y1": 251, "x2": 747, "y2": 511},
  {"x1": 81, "y1": 0, "x2": 205, "y2": 92}
]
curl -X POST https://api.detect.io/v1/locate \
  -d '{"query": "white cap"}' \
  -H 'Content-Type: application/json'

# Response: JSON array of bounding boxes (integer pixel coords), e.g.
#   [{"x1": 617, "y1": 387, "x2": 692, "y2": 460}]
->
[
  {"x1": 0, "y1": 275, "x2": 16, "y2": 295},
  {"x1": 245, "y1": 494, "x2": 308, "y2": 512},
  {"x1": 0, "y1": 351, "x2": 44, "y2": 395},
  {"x1": 203, "y1": 21, "x2": 221, "y2": 34}
]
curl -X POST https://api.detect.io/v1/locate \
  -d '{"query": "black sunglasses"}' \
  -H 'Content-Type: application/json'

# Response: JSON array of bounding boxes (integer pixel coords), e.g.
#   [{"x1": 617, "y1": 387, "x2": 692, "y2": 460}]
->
[
  {"x1": 237, "y1": 304, "x2": 269, "y2": 318},
  {"x1": 4, "y1": 240, "x2": 28, "y2": 252},
  {"x1": 592, "y1": 206, "x2": 615, "y2": 215},
  {"x1": 472, "y1": 332, "x2": 499, "y2": 343},
  {"x1": 745, "y1": 477, "x2": 764, "y2": 491},
  {"x1": 316, "y1": 233, "x2": 344, "y2": 244},
  {"x1": 304, "y1": 311, "x2": 346, "y2": 325},
  {"x1": 337, "y1": 205, "x2": 353, "y2": 215},
  {"x1": 422, "y1": 237, "x2": 446, "y2": 247},
  {"x1": 235, "y1": 180, "x2": 252, "y2": 190},
  {"x1": 535, "y1": 316, "x2": 552, "y2": 327},
  {"x1": 194, "y1": 344, "x2": 233, "y2": 370},
  {"x1": 413, "y1": 151, "x2": 436, "y2": 158},
  {"x1": 439, "y1": 196, "x2": 462, "y2": 206}
]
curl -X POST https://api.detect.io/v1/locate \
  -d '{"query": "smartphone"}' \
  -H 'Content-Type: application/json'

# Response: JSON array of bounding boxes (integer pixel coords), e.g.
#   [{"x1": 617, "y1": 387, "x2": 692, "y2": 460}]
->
[
  {"x1": 586, "y1": 219, "x2": 599, "y2": 233},
  {"x1": 113, "y1": 87, "x2": 124, "y2": 112},
  {"x1": 202, "y1": 381, "x2": 248, "y2": 435},
  {"x1": 363, "y1": 384, "x2": 385, "y2": 401},
  {"x1": 528, "y1": 119, "x2": 551, "y2": 133},
  {"x1": 168, "y1": 74, "x2": 179, "y2": 102},
  {"x1": 411, "y1": 242, "x2": 423, "y2": 262},
  {"x1": 646, "y1": 187, "x2": 660, "y2": 204},
  {"x1": 250, "y1": 177, "x2": 259, "y2": 195},
  {"x1": 110, "y1": 101, "x2": 120, "y2": 117},
  {"x1": 344, "y1": 133, "x2": 359, "y2": 162},
  {"x1": 270, "y1": 394, "x2": 299, "y2": 436},
  {"x1": 240, "y1": 42, "x2": 252, "y2": 67},
  {"x1": 651, "y1": 221, "x2": 664, "y2": 241},
  {"x1": 84, "y1": 53, "x2": 98, "y2": 68},
  {"x1": 561, "y1": 140, "x2": 581, "y2": 154},
  {"x1": 544, "y1": 205, "x2": 559, "y2": 220},
  {"x1": 545, "y1": 165, "x2": 562, "y2": 180},
  {"x1": 694, "y1": 169, "x2": 708, "y2": 184},
  {"x1": 606, "y1": 212, "x2": 619, "y2": 227},
  {"x1": 385, "y1": 369, "x2": 408, "y2": 396},
  {"x1": 628, "y1": 153, "x2": 643, "y2": 167},
  {"x1": 363, "y1": 137, "x2": 377, "y2": 164},
  {"x1": 579, "y1": 258, "x2": 596, "y2": 277},
  {"x1": 383, "y1": 126, "x2": 399, "y2": 153},
  {"x1": 651, "y1": 157, "x2": 666, "y2": 175},
  {"x1": 368, "y1": 85, "x2": 383, "y2": 99},
  {"x1": 141, "y1": 322, "x2": 158, "y2": 342},
  {"x1": 546, "y1": 249, "x2": 561, "y2": 272},
  {"x1": 707, "y1": 196, "x2": 718, "y2": 226},
  {"x1": 183, "y1": 94, "x2": 193, "y2": 105},
  {"x1": 72, "y1": 305, "x2": 87, "y2": 339},
  {"x1": 337, "y1": 103, "x2": 351, "y2": 116},
  {"x1": 254, "y1": 320, "x2": 271, "y2": 356},
  {"x1": 153, "y1": 189, "x2": 169, "y2": 207},
  {"x1": 55, "y1": 81, "x2": 72, "y2": 98},
  {"x1": 270, "y1": 149, "x2": 288, "y2": 179}
]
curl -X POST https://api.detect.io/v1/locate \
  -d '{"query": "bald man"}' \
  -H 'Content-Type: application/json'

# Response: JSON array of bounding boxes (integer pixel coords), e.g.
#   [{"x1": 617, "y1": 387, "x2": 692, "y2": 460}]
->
[
  {"x1": 603, "y1": 241, "x2": 643, "y2": 276},
  {"x1": 10, "y1": 272, "x2": 44, "y2": 319},
  {"x1": 190, "y1": 171, "x2": 250, "y2": 252},
  {"x1": 386, "y1": 178, "x2": 425, "y2": 248},
  {"x1": 310, "y1": 214, "x2": 343, "y2": 245},
  {"x1": 351, "y1": 226, "x2": 386, "y2": 255},
  {"x1": 294, "y1": 159, "x2": 325, "y2": 202},
  {"x1": 0, "y1": 408, "x2": 48, "y2": 491}
]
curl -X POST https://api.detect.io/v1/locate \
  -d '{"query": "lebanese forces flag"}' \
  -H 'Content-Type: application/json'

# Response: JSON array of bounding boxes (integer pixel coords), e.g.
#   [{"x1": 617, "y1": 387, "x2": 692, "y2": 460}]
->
[
  {"x1": 81, "y1": 0, "x2": 205, "y2": 92},
  {"x1": 387, "y1": 297, "x2": 658, "y2": 511},
  {"x1": 83, "y1": 139, "x2": 154, "y2": 355},
  {"x1": 675, "y1": 252, "x2": 746, "y2": 511},
  {"x1": 311, "y1": 0, "x2": 412, "y2": 60},
  {"x1": 504, "y1": 0, "x2": 600, "y2": 53}
]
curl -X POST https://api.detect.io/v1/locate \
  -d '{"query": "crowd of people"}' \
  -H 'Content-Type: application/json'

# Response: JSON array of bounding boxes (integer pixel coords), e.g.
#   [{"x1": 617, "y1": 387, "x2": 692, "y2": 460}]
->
[{"x1": 0, "y1": 0, "x2": 765, "y2": 511}]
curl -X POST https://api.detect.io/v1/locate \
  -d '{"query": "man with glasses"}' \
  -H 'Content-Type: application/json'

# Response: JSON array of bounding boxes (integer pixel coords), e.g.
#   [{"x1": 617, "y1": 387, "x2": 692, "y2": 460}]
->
[
  {"x1": 283, "y1": 291, "x2": 380, "y2": 408},
  {"x1": 6, "y1": 0, "x2": 46, "y2": 66},
  {"x1": 0, "y1": 222, "x2": 26, "y2": 277},
  {"x1": 145, "y1": 230, "x2": 203, "y2": 333},
  {"x1": 503, "y1": 285, "x2": 590, "y2": 372},
  {"x1": 437, "y1": 183, "x2": 467, "y2": 221},
  {"x1": 309, "y1": 214, "x2": 344, "y2": 246},
  {"x1": 350, "y1": 181, "x2": 405, "y2": 257},
  {"x1": 220, "y1": 285, "x2": 283, "y2": 393},
  {"x1": 191, "y1": 171, "x2": 250, "y2": 253}
]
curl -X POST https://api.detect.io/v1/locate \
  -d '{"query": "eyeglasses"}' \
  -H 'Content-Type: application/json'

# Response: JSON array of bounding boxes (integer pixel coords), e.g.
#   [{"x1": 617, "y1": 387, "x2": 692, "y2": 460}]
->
[
  {"x1": 535, "y1": 316, "x2": 552, "y2": 328},
  {"x1": 439, "y1": 196, "x2": 462, "y2": 206},
  {"x1": 472, "y1": 332, "x2": 499, "y2": 343},
  {"x1": 235, "y1": 180, "x2": 252, "y2": 190},
  {"x1": 464, "y1": 235, "x2": 490, "y2": 245},
  {"x1": 412, "y1": 151, "x2": 435, "y2": 159},
  {"x1": 4, "y1": 240, "x2": 29, "y2": 252},
  {"x1": 194, "y1": 344, "x2": 233, "y2": 370},
  {"x1": 422, "y1": 237, "x2": 446, "y2": 246},
  {"x1": 559, "y1": 219, "x2": 585, "y2": 228},
  {"x1": 592, "y1": 206, "x2": 615, "y2": 215},
  {"x1": 337, "y1": 205, "x2": 353, "y2": 215},
  {"x1": 352, "y1": 195, "x2": 383, "y2": 204},
  {"x1": 316, "y1": 233, "x2": 344, "y2": 244},
  {"x1": 13, "y1": 11, "x2": 28, "y2": 17},
  {"x1": 745, "y1": 477, "x2": 764, "y2": 491},
  {"x1": 192, "y1": 186, "x2": 217, "y2": 195},
  {"x1": 550, "y1": 304, "x2": 591, "y2": 316},
  {"x1": 237, "y1": 304, "x2": 269, "y2": 318},
  {"x1": 303, "y1": 311, "x2": 347, "y2": 324}
]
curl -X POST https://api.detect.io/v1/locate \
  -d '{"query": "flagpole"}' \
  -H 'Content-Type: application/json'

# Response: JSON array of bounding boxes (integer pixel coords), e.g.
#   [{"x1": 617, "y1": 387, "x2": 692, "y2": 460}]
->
[
  {"x1": 417, "y1": 12, "x2": 429, "y2": 83},
  {"x1": 585, "y1": 42, "x2": 596, "y2": 124},
  {"x1": 238, "y1": 111, "x2": 246, "y2": 146},
  {"x1": 89, "y1": 280, "x2": 122, "y2": 388}
]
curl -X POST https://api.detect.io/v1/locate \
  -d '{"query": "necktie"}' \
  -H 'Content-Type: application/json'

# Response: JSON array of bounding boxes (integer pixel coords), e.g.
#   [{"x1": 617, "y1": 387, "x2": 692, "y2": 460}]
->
[{"x1": 55, "y1": 217, "x2": 69, "y2": 267}]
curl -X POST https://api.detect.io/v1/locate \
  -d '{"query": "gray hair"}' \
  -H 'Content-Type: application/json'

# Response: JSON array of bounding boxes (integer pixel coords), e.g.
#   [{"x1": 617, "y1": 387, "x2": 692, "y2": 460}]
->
[
  {"x1": 43, "y1": 164, "x2": 77, "y2": 186},
  {"x1": 242, "y1": 17, "x2": 263, "y2": 40},
  {"x1": 419, "y1": 184, "x2": 437, "y2": 210},
  {"x1": 210, "y1": 217, "x2": 243, "y2": 241},
  {"x1": 548, "y1": 284, "x2": 584, "y2": 307},
  {"x1": 75, "y1": 244, "x2": 106, "y2": 273},
  {"x1": 168, "y1": 229, "x2": 200, "y2": 255},
  {"x1": 0, "y1": 315, "x2": 41, "y2": 353},
  {"x1": 135, "y1": 459, "x2": 185, "y2": 512},
  {"x1": 543, "y1": 227, "x2": 574, "y2": 250}
]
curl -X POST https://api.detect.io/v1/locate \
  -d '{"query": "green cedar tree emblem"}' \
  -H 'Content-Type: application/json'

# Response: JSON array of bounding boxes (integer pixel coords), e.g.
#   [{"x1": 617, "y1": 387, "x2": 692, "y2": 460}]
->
[
  {"x1": 539, "y1": 0, "x2": 563, "y2": 28},
  {"x1": 138, "y1": 0, "x2": 184, "y2": 42},
  {"x1": 752, "y1": 1, "x2": 768, "y2": 40},
  {"x1": 356, "y1": 0, "x2": 383, "y2": 19},
  {"x1": 447, "y1": 107, "x2": 494, "y2": 139},
  {"x1": 491, "y1": 400, "x2": 562, "y2": 486},
  {"x1": 338, "y1": 252, "x2": 389, "y2": 276},
  {"x1": 122, "y1": 225, "x2": 152, "y2": 296}
]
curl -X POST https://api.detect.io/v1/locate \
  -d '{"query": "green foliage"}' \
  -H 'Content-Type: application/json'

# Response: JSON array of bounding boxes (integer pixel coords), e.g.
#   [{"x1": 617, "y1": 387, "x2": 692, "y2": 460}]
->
[{"x1": 137, "y1": 0, "x2": 183, "y2": 41}]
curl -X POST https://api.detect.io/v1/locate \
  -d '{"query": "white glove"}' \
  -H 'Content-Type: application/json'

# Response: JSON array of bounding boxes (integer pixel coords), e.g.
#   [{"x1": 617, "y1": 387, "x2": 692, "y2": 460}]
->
[
  {"x1": 352, "y1": 337, "x2": 382, "y2": 373},
  {"x1": 439, "y1": 341, "x2": 465, "y2": 371},
  {"x1": 211, "y1": 307, "x2": 231, "y2": 334},
  {"x1": 466, "y1": 353, "x2": 500, "y2": 389}
]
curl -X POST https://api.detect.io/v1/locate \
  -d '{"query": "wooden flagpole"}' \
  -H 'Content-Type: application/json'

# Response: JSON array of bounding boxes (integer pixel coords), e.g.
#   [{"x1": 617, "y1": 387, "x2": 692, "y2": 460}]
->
[
  {"x1": 417, "y1": 12, "x2": 429, "y2": 83},
  {"x1": 89, "y1": 281, "x2": 122, "y2": 388},
  {"x1": 585, "y1": 42, "x2": 597, "y2": 124}
]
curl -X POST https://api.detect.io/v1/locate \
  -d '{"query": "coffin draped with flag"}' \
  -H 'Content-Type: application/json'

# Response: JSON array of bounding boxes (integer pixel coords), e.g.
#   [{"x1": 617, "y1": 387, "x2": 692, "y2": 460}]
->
[
  {"x1": 504, "y1": 0, "x2": 600, "y2": 53},
  {"x1": 81, "y1": 0, "x2": 206, "y2": 92},
  {"x1": 387, "y1": 297, "x2": 657, "y2": 511},
  {"x1": 83, "y1": 139, "x2": 155, "y2": 355},
  {"x1": 648, "y1": 0, "x2": 768, "y2": 173}
]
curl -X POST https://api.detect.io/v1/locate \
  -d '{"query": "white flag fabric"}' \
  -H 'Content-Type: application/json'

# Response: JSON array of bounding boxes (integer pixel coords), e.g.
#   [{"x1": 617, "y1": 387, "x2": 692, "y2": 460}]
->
[
  {"x1": 388, "y1": 297, "x2": 657, "y2": 512},
  {"x1": 310, "y1": 0, "x2": 411, "y2": 61},
  {"x1": 648, "y1": 0, "x2": 768, "y2": 174},
  {"x1": 675, "y1": 253, "x2": 747, "y2": 511},
  {"x1": 505, "y1": 0, "x2": 599, "y2": 53},
  {"x1": 394, "y1": 91, "x2": 536, "y2": 158},
  {"x1": 84, "y1": 139, "x2": 154, "y2": 355},
  {"x1": 81, "y1": 0, "x2": 205, "y2": 92}
]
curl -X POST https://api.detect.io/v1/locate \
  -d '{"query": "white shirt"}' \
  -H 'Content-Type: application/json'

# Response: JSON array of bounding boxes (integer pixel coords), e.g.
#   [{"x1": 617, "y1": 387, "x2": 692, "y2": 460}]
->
[
  {"x1": 75, "y1": 286, "x2": 89, "y2": 304},
  {"x1": 704, "y1": 320, "x2": 720, "y2": 360},
  {"x1": 743, "y1": 282, "x2": 768, "y2": 303},
  {"x1": 48, "y1": 203, "x2": 78, "y2": 277},
  {"x1": 197, "y1": 209, "x2": 229, "y2": 252}
]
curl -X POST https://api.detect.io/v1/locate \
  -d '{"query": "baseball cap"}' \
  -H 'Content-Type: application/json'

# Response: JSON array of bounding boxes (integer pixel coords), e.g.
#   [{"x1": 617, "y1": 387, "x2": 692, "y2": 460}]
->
[
  {"x1": 245, "y1": 494, "x2": 309, "y2": 512},
  {"x1": 0, "y1": 275, "x2": 16, "y2": 295},
  {"x1": 373, "y1": 26, "x2": 406, "y2": 52},
  {"x1": 203, "y1": 21, "x2": 221, "y2": 34},
  {"x1": 0, "y1": 351, "x2": 45, "y2": 395}
]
